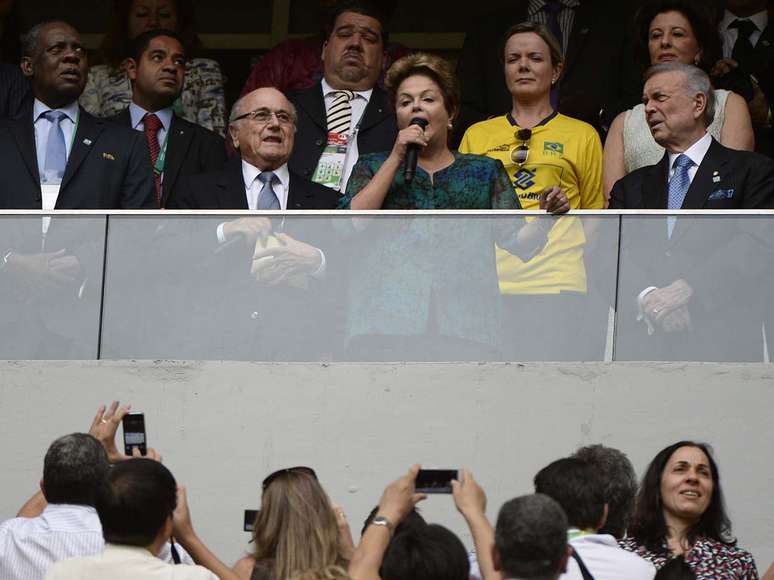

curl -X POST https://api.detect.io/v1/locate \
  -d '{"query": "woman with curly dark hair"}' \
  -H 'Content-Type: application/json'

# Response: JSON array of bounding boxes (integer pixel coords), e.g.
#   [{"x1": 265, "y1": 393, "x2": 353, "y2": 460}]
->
[
  {"x1": 80, "y1": 0, "x2": 225, "y2": 135},
  {"x1": 620, "y1": 441, "x2": 758, "y2": 579}
]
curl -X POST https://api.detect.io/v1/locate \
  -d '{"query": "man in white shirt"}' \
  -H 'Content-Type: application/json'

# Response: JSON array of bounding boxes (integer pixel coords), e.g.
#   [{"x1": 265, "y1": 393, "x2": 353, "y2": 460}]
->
[
  {"x1": 288, "y1": 1, "x2": 398, "y2": 194},
  {"x1": 534, "y1": 457, "x2": 656, "y2": 580},
  {"x1": 609, "y1": 62, "x2": 774, "y2": 360},
  {"x1": 45, "y1": 459, "x2": 218, "y2": 580}
]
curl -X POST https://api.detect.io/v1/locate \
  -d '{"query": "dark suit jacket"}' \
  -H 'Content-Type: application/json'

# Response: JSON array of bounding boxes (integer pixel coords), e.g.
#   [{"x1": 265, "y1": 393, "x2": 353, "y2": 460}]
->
[
  {"x1": 287, "y1": 81, "x2": 398, "y2": 181},
  {"x1": 736, "y1": 22, "x2": 774, "y2": 158},
  {"x1": 609, "y1": 139, "x2": 774, "y2": 361},
  {"x1": 170, "y1": 155, "x2": 340, "y2": 210},
  {"x1": 454, "y1": 0, "x2": 640, "y2": 142},
  {"x1": 0, "y1": 105, "x2": 156, "y2": 209},
  {"x1": 0, "y1": 64, "x2": 30, "y2": 120},
  {"x1": 108, "y1": 108, "x2": 226, "y2": 207}
]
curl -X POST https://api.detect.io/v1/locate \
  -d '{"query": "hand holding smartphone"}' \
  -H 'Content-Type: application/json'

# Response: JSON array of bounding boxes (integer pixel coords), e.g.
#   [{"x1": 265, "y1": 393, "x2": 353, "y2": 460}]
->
[
  {"x1": 122, "y1": 412, "x2": 147, "y2": 456},
  {"x1": 415, "y1": 469, "x2": 459, "y2": 494}
]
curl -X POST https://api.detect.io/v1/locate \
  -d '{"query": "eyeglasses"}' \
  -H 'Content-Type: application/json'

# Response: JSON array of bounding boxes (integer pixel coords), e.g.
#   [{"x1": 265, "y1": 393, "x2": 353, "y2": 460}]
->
[
  {"x1": 261, "y1": 466, "x2": 318, "y2": 491},
  {"x1": 232, "y1": 108, "x2": 295, "y2": 126},
  {"x1": 510, "y1": 128, "x2": 532, "y2": 167}
]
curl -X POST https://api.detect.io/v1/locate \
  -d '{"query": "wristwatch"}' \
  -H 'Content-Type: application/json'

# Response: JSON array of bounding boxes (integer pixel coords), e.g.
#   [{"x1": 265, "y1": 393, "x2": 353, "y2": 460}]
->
[{"x1": 370, "y1": 515, "x2": 394, "y2": 535}]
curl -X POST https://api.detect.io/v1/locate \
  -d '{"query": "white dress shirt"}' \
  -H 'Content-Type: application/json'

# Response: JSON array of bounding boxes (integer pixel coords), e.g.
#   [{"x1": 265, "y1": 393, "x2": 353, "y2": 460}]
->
[
  {"x1": 242, "y1": 160, "x2": 291, "y2": 210},
  {"x1": 321, "y1": 77, "x2": 372, "y2": 193},
  {"x1": 0, "y1": 503, "x2": 193, "y2": 580},
  {"x1": 45, "y1": 543, "x2": 217, "y2": 580},
  {"x1": 719, "y1": 9, "x2": 769, "y2": 59},
  {"x1": 561, "y1": 532, "x2": 655, "y2": 580}
]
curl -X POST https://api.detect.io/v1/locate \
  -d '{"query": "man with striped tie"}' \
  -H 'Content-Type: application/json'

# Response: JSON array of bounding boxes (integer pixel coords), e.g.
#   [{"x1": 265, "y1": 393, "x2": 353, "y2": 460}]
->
[
  {"x1": 288, "y1": 1, "x2": 398, "y2": 195},
  {"x1": 609, "y1": 63, "x2": 774, "y2": 360}
]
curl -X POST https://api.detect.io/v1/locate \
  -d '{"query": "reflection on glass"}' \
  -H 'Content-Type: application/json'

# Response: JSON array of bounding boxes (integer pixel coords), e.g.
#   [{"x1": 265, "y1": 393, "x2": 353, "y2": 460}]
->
[
  {"x1": 0, "y1": 216, "x2": 106, "y2": 359},
  {"x1": 615, "y1": 215, "x2": 771, "y2": 362}
]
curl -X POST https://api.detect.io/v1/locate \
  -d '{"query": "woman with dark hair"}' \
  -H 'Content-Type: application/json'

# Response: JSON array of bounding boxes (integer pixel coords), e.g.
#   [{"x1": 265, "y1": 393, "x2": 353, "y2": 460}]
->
[
  {"x1": 620, "y1": 441, "x2": 758, "y2": 579},
  {"x1": 233, "y1": 467, "x2": 352, "y2": 580},
  {"x1": 604, "y1": 0, "x2": 753, "y2": 196},
  {"x1": 80, "y1": 0, "x2": 225, "y2": 135}
]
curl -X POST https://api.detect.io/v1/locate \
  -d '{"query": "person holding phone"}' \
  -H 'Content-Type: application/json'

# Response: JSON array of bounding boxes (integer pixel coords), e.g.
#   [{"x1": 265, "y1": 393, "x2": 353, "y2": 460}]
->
[{"x1": 459, "y1": 22, "x2": 605, "y2": 361}]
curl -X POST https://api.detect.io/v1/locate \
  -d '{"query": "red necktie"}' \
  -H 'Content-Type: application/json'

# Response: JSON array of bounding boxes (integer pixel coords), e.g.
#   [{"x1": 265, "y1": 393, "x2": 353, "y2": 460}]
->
[{"x1": 143, "y1": 113, "x2": 163, "y2": 207}]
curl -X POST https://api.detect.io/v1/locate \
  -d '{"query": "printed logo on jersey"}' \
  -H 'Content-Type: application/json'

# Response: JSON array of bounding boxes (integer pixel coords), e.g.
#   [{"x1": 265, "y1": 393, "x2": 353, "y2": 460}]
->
[
  {"x1": 486, "y1": 144, "x2": 511, "y2": 153},
  {"x1": 513, "y1": 168, "x2": 537, "y2": 190},
  {"x1": 543, "y1": 141, "x2": 564, "y2": 156}
]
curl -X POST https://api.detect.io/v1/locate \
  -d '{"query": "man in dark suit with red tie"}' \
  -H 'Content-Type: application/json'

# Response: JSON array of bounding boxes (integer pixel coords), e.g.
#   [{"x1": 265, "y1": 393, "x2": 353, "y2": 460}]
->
[
  {"x1": 610, "y1": 62, "x2": 774, "y2": 361},
  {"x1": 108, "y1": 29, "x2": 226, "y2": 208}
]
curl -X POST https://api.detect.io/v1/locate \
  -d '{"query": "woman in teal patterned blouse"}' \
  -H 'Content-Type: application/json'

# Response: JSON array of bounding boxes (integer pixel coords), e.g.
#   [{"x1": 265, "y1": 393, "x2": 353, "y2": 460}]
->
[
  {"x1": 80, "y1": 0, "x2": 225, "y2": 136},
  {"x1": 337, "y1": 53, "x2": 568, "y2": 360}
]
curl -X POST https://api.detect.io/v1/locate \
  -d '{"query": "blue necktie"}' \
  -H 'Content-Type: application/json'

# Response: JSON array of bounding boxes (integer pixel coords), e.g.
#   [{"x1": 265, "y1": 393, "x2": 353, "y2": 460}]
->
[
  {"x1": 42, "y1": 110, "x2": 67, "y2": 184},
  {"x1": 257, "y1": 171, "x2": 280, "y2": 210},
  {"x1": 667, "y1": 154, "x2": 693, "y2": 238}
]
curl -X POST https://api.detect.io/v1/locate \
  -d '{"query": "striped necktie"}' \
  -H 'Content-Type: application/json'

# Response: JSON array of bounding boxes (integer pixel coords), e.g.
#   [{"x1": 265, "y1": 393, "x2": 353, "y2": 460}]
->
[{"x1": 327, "y1": 90, "x2": 356, "y2": 134}]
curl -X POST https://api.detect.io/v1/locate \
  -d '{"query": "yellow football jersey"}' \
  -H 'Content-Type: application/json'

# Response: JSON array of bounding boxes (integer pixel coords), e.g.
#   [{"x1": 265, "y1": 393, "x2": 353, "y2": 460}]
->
[{"x1": 459, "y1": 112, "x2": 604, "y2": 294}]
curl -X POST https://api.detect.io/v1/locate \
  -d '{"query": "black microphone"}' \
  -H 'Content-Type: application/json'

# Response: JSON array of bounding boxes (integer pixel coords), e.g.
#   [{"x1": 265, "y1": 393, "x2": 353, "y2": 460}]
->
[{"x1": 404, "y1": 117, "x2": 428, "y2": 183}]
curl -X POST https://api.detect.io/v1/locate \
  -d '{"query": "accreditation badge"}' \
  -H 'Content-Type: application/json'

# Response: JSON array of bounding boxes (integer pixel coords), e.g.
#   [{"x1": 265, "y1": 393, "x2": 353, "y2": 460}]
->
[{"x1": 312, "y1": 131, "x2": 349, "y2": 191}]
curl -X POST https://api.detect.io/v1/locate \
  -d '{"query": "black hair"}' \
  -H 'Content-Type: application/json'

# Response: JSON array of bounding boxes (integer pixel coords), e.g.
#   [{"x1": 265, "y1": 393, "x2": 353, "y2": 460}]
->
[
  {"x1": 629, "y1": 441, "x2": 734, "y2": 553},
  {"x1": 96, "y1": 458, "x2": 177, "y2": 547},
  {"x1": 534, "y1": 457, "x2": 606, "y2": 530},
  {"x1": 495, "y1": 494, "x2": 568, "y2": 579},
  {"x1": 654, "y1": 556, "x2": 697, "y2": 579},
  {"x1": 635, "y1": 0, "x2": 722, "y2": 72},
  {"x1": 324, "y1": 1, "x2": 389, "y2": 46},
  {"x1": 43, "y1": 433, "x2": 109, "y2": 506},
  {"x1": 573, "y1": 444, "x2": 638, "y2": 539},
  {"x1": 129, "y1": 28, "x2": 184, "y2": 62},
  {"x1": 380, "y1": 523, "x2": 469, "y2": 580}
]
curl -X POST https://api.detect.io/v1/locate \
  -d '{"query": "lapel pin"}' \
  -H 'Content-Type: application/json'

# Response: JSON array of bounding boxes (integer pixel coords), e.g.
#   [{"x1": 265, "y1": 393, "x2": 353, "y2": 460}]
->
[
  {"x1": 712, "y1": 171, "x2": 720, "y2": 183},
  {"x1": 83, "y1": 138, "x2": 92, "y2": 145}
]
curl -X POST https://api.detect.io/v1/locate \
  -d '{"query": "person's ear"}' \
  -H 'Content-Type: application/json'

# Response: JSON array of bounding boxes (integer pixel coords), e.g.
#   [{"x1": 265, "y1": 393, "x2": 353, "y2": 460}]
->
[
  {"x1": 552, "y1": 61, "x2": 564, "y2": 85},
  {"x1": 559, "y1": 545, "x2": 572, "y2": 574},
  {"x1": 694, "y1": 92, "x2": 707, "y2": 120},
  {"x1": 321, "y1": 40, "x2": 329, "y2": 61},
  {"x1": 492, "y1": 544, "x2": 503, "y2": 572},
  {"x1": 229, "y1": 125, "x2": 240, "y2": 150},
  {"x1": 596, "y1": 503, "x2": 609, "y2": 531},
  {"x1": 39, "y1": 479, "x2": 46, "y2": 499},
  {"x1": 126, "y1": 58, "x2": 139, "y2": 82},
  {"x1": 20, "y1": 57, "x2": 34, "y2": 78}
]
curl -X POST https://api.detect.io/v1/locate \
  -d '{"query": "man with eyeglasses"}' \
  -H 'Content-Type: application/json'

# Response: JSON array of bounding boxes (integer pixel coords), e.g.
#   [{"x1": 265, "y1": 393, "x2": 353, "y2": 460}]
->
[{"x1": 108, "y1": 29, "x2": 226, "y2": 208}]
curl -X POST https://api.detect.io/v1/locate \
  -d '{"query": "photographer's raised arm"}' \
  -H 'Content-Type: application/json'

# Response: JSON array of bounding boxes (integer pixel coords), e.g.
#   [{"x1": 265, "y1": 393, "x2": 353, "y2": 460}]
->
[
  {"x1": 452, "y1": 469, "x2": 503, "y2": 580},
  {"x1": 348, "y1": 464, "x2": 427, "y2": 580}
]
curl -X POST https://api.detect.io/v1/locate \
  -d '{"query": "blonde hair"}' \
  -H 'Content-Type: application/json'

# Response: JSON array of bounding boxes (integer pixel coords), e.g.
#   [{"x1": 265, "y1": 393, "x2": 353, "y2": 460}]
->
[
  {"x1": 384, "y1": 52, "x2": 460, "y2": 120},
  {"x1": 251, "y1": 471, "x2": 345, "y2": 580},
  {"x1": 289, "y1": 565, "x2": 352, "y2": 580}
]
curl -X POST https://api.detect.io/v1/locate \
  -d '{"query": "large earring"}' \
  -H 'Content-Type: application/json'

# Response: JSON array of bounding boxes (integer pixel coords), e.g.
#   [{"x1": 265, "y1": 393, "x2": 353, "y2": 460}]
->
[{"x1": 447, "y1": 121, "x2": 453, "y2": 130}]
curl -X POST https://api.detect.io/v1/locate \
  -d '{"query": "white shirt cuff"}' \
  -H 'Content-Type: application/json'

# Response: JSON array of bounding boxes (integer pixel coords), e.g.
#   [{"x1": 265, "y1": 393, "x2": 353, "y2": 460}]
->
[
  {"x1": 636, "y1": 286, "x2": 658, "y2": 335},
  {"x1": 216, "y1": 222, "x2": 226, "y2": 244}
]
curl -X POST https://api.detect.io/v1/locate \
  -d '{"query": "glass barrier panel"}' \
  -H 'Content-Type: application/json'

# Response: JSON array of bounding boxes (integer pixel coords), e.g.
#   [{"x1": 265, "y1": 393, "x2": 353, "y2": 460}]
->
[
  {"x1": 0, "y1": 215, "x2": 106, "y2": 359},
  {"x1": 100, "y1": 214, "x2": 620, "y2": 362},
  {"x1": 614, "y1": 214, "x2": 772, "y2": 362}
]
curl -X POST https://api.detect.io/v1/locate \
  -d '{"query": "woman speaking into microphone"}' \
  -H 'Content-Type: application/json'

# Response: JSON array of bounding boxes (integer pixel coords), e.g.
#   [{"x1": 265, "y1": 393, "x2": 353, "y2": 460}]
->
[{"x1": 339, "y1": 52, "x2": 568, "y2": 211}]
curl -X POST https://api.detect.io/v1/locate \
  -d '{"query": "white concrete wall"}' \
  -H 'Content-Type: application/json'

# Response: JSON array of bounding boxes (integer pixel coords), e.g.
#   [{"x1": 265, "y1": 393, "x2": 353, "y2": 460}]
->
[{"x1": 1, "y1": 361, "x2": 772, "y2": 571}]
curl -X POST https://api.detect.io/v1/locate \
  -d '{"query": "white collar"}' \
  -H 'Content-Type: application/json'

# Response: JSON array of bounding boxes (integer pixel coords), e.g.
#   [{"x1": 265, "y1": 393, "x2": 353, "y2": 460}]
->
[
  {"x1": 720, "y1": 8, "x2": 768, "y2": 33},
  {"x1": 128, "y1": 102, "x2": 173, "y2": 132},
  {"x1": 241, "y1": 160, "x2": 290, "y2": 192},
  {"x1": 321, "y1": 77, "x2": 373, "y2": 102},
  {"x1": 668, "y1": 131, "x2": 713, "y2": 170},
  {"x1": 33, "y1": 98, "x2": 79, "y2": 123}
]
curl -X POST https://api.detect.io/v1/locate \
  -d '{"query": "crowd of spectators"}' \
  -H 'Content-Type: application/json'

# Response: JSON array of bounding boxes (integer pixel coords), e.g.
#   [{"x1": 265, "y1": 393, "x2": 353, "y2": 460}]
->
[{"x1": 1, "y1": 401, "x2": 772, "y2": 580}]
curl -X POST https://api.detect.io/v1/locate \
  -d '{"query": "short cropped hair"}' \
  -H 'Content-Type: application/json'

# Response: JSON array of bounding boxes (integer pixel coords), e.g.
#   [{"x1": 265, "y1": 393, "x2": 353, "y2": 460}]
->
[
  {"x1": 130, "y1": 29, "x2": 185, "y2": 62},
  {"x1": 501, "y1": 22, "x2": 563, "y2": 68},
  {"x1": 380, "y1": 523, "x2": 469, "y2": 580},
  {"x1": 43, "y1": 433, "x2": 109, "y2": 506},
  {"x1": 385, "y1": 53, "x2": 460, "y2": 120},
  {"x1": 644, "y1": 62, "x2": 715, "y2": 126},
  {"x1": 325, "y1": 1, "x2": 389, "y2": 46},
  {"x1": 534, "y1": 457, "x2": 606, "y2": 530},
  {"x1": 495, "y1": 494, "x2": 568, "y2": 580},
  {"x1": 21, "y1": 20, "x2": 76, "y2": 58},
  {"x1": 96, "y1": 459, "x2": 177, "y2": 547},
  {"x1": 573, "y1": 444, "x2": 637, "y2": 538}
]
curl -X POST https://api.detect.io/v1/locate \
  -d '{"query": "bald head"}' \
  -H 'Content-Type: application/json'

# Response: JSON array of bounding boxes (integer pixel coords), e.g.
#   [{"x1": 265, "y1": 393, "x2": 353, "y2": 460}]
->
[{"x1": 229, "y1": 88, "x2": 297, "y2": 171}]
